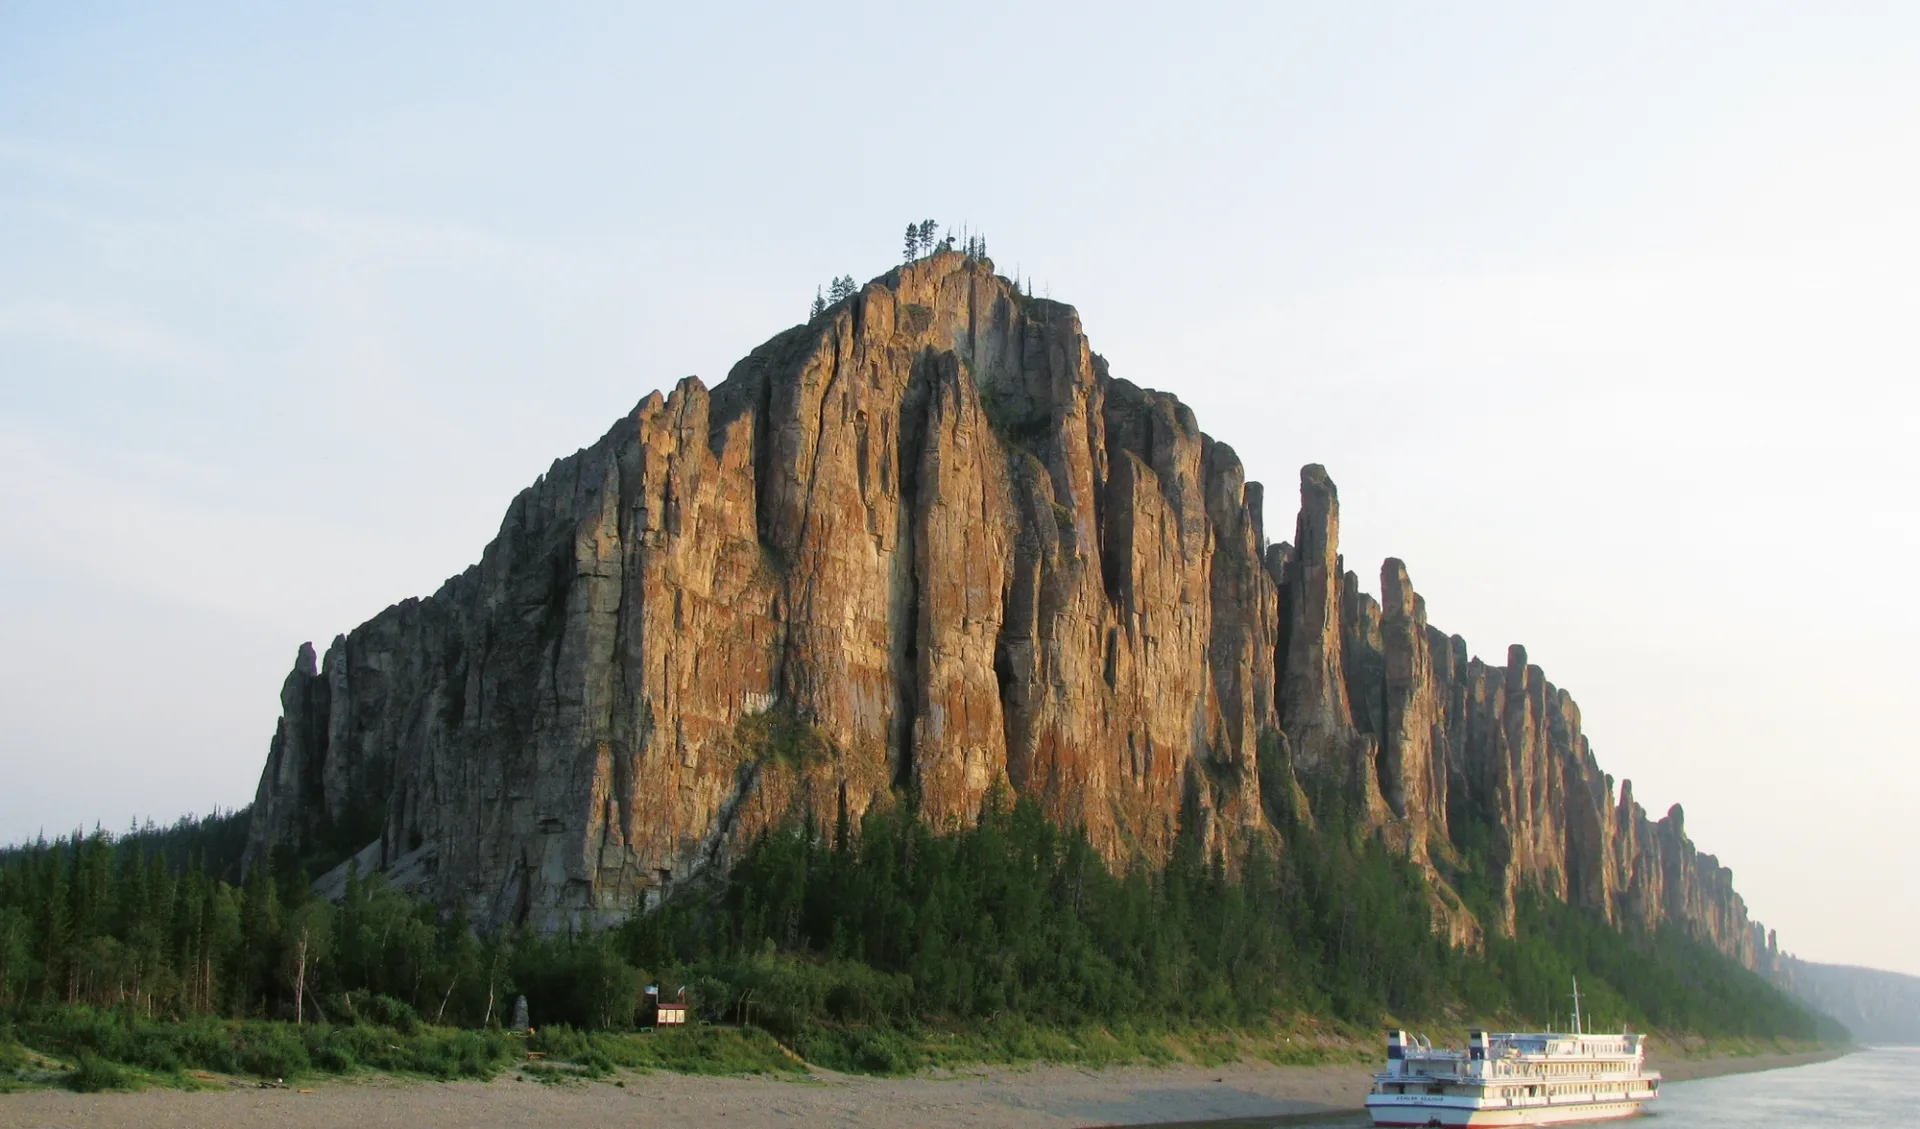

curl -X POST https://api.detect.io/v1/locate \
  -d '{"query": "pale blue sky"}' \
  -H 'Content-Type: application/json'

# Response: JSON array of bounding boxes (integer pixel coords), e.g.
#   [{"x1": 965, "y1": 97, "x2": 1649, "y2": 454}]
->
[{"x1": 3, "y1": 3, "x2": 1917, "y2": 975}]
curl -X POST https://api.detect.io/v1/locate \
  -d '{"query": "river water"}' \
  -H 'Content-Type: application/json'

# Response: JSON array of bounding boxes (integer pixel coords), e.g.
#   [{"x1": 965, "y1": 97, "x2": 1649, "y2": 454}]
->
[
  {"x1": 1135, "y1": 1046, "x2": 1915, "y2": 1128},
  {"x1": 1646, "y1": 1047, "x2": 1912, "y2": 1127}
]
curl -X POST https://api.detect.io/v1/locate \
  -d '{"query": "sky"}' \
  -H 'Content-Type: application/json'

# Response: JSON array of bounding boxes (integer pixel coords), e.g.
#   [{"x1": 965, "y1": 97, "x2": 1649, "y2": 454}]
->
[{"x1": 2, "y1": 2, "x2": 1916, "y2": 976}]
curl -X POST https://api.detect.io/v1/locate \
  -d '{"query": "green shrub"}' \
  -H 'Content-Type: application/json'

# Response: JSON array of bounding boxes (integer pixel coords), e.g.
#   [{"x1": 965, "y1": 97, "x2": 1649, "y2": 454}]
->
[
  {"x1": 787, "y1": 1024, "x2": 930, "y2": 1074},
  {"x1": 735, "y1": 708, "x2": 833, "y2": 769},
  {"x1": 421, "y1": 1028, "x2": 514, "y2": 1078},
  {"x1": 233, "y1": 1023, "x2": 309, "y2": 1079},
  {"x1": 853, "y1": 1028, "x2": 920, "y2": 1073},
  {"x1": 527, "y1": 1022, "x2": 593, "y2": 1062},
  {"x1": 16, "y1": 1007, "x2": 192, "y2": 1074},
  {"x1": 526, "y1": 1024, "x2": 797, "y2": 1076},
  {"x1": 0, "y1": 1035, "x2": 31, "y2": 1091},
  {"x1": 353, "y1": 994, "x2": 422, "y2": 1035},
  {"x1": 65, "y1": 1055, "x2": 130, "y2": 1092},
  {"x1": 633, "y1": 1027, "x2": 799, "y2": 1075},
  {"x1": 7, "y1": 1009, "x2": 513, "y2": 1084},
  {"x1": 311, "y1": 1039, "x2": 355, "y2": 1073},
  {"x1": 304, "y1": 1022, "x2": 511, "y2": 1079}
]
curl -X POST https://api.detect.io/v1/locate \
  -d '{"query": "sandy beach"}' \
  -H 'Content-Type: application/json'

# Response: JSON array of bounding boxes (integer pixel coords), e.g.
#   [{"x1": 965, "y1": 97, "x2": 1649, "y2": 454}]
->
[
  {"x1": 1645, "y1": 1046, "x2": 1846, "y2": 1083},
  {"x1": 0, "y1": 1047, "x2": 1847, "y2": 1129}
]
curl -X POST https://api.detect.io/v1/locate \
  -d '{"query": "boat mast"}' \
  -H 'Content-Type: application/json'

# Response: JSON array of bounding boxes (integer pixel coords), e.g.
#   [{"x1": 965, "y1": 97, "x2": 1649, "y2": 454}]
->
[{"x1": 1571, "y1": 977, "x2": 1583, "y2": 1036}]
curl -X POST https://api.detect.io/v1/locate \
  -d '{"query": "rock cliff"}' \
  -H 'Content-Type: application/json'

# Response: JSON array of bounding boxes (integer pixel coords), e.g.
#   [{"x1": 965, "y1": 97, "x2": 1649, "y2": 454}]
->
[
  {"x1": 1773, "y1": 956, "x2": 1920, "y2": 1043},
  {"x1": 244, "y1": 253, "x2": 1766, "y2": 966}
]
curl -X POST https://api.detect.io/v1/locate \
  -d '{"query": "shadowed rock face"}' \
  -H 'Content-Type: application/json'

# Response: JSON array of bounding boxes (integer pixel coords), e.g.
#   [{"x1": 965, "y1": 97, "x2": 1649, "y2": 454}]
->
[{"x1": 244, "y1": 254, "x2": 1764, "y2": 966}]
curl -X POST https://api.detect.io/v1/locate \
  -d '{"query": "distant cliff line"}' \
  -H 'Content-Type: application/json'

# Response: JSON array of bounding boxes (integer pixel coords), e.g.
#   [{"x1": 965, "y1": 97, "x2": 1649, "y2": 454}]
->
[
  {"x1": 1775, "y1": 958, "x2": 1920, "y2": 1043},
  {"x1": 244, "y1": 251, "x2": 1772, "y2": 969}
]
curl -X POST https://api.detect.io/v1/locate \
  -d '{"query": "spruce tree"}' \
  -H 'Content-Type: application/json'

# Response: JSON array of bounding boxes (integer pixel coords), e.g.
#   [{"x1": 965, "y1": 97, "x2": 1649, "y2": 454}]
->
[
  {"x1": 0, "y1": 906, "x2": 26, "y2": 1009},
  {"x1": 239, "y1": 848, "x2": 281, "y2": 1015},
  {"x1": 904, "y1": 224, "x2": 919, "y2": 262}
]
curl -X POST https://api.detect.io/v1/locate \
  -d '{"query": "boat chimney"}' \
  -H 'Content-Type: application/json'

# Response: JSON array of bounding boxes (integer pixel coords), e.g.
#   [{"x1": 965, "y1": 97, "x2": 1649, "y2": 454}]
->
[{"x1": 1386, "y1": 1029, "x2": 1407, "y2": 1075}]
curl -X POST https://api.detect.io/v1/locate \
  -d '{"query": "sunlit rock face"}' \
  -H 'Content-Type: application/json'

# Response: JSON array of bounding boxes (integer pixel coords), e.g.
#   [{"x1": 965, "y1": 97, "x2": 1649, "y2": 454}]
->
[{"x1": 244, "y1": 253, "x2": 1761, "y2": 967}]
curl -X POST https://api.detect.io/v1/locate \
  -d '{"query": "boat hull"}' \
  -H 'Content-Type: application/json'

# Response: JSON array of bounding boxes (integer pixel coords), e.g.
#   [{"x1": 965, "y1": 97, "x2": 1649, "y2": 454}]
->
[{"x1": 1366, "y1": 1096, "x2": 1649, "y2": 1126}]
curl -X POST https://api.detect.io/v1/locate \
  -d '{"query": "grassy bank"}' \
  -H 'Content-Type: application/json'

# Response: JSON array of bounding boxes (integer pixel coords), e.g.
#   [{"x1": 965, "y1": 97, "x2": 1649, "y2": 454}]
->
[
  {"x1": 0, "y1": 1008, "x2": 818, "y2": 1092},
  {"x1": 0, "y1": 1005, "x2": 1397, "y2": 1092},
  {"x1": 1645, "y1": 1031, "x2": 1839, "y2": 1063},
  {"x1": 0, "y1": 1008, "x2": 512, "y2": 1091},
  {"x1": 1, "y1": 1009, "x2": 1843, "y2": 1095}
]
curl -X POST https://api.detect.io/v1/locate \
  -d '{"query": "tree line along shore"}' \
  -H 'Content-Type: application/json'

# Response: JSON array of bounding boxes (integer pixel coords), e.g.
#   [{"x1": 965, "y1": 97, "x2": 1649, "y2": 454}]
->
[{"x1": 0, "y1": 795, "x2": 1841, "y2": 1093}]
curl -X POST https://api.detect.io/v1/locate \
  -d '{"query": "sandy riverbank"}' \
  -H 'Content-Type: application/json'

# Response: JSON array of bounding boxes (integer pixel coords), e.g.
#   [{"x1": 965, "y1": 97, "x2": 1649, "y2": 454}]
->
[
  {"x1": 0, "y1": 1046, "x2": 1849, "y2": 1129},
  {"x1": 4, "y1": 1059, "x2": 1364, "y2": 1129},
  {"x1": 1647, "y1": 1045, "x2": 1848, "y2": 1082}
]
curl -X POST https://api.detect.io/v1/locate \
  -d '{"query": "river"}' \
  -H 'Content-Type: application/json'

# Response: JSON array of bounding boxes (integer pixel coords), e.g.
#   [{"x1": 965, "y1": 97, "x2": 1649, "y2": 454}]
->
[{"x1": 1133, "y1": 1046, "x2": 1915, "y2": 1128}]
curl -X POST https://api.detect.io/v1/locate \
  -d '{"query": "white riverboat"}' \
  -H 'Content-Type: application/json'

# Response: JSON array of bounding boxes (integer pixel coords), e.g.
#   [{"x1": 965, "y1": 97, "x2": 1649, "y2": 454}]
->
[{"x1": 1366, "y1": 983, "x2": 1659, "y2": 1126}]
